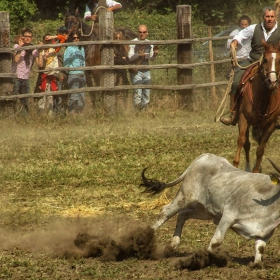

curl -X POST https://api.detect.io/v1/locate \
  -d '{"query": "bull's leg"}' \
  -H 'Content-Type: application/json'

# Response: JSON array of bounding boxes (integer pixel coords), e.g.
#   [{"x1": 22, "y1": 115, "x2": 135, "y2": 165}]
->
[
  {"x1": 165, "y1": 207, "x2": 211, "y2": 254},
  {"x1": 254, "y1": 239, "x2": 267, "y2": 263},
  {"x1": 233, "y1": 114, "x2": 248, "y2": 168},
  {"x1": 254, "y1": 231, "x2": 274, "y2": 263},
  {"x1": 207, "y1": 215, "x2": 233, "y2": 252},
  {"x1": 152, "y1": 191, "x2": 192, "y2": 231},
  {"x1": 166, "y1": 209, "x2": 191, "y2": 252}
]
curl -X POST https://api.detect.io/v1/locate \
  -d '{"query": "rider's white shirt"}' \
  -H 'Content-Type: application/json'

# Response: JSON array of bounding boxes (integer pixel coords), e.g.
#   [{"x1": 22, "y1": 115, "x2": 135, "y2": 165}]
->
[
  {"x1": 233, "y1": 22, "x2": 278, "y2": 58},
  {"x1": 84, "y1": 0, "x2": 122, "y2": 19}
]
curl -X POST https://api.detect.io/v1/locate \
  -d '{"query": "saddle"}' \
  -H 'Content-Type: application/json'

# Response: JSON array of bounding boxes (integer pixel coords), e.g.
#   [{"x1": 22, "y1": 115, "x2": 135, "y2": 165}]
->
[{"x1": 236, "y1": 63, "x2": 259, "y2": 97}]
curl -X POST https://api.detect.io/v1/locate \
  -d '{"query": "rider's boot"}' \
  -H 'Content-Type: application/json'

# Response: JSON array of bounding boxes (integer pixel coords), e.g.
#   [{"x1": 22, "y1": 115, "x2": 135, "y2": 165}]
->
[{"x1": 220, "y1": 94, "x2": 237, "y2": 126}]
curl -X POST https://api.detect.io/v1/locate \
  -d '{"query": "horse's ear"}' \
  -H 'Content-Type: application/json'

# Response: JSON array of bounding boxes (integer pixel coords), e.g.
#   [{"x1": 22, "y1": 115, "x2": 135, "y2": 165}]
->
[
  {"x1": 75, "y1": 7, "x2": 79, "y2": 16},
  {"x1": 65, "y1": 7, "x2": 70, "y2": 16}
]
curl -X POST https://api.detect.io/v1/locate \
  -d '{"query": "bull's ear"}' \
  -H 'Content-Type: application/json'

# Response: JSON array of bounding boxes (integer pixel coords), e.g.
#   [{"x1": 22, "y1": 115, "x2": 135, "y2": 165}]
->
[{"x1": 270, "y1": 173, "x2": 280, "y2": 185}]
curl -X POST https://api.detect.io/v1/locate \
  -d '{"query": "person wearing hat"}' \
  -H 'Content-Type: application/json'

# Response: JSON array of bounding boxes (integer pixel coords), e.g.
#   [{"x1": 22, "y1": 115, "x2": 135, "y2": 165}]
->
[
  {"x1": 84, "y1": 0, "x2": 122, "y2": 22},
  {"x1": 44, "y1": 26, "x2": 69, "y2": 46}
]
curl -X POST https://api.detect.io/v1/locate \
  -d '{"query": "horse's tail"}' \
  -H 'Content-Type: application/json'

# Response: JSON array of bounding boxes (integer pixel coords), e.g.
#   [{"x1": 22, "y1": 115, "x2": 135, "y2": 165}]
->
[{"x1": 252, "y1": 125, "x2": 263, "y2": 144}]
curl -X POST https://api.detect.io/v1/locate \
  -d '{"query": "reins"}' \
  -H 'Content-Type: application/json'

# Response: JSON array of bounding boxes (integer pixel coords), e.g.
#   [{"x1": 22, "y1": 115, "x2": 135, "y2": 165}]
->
[
  {"x1": 79, "y1": 6, "x2": 107, "y2": 37},
  {"x1": 214, "y1": 46, "x2": 261, "y2": 122}
]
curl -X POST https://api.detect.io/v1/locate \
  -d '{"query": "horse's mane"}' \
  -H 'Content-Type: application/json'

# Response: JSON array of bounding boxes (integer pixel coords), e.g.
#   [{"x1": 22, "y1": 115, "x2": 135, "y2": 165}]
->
[
  {"x1": 275, "y1": 0, "x2": 280, "y2": 18},
  {"x1": 263, "y1": 41, "x2": 280, "y2": 53}
]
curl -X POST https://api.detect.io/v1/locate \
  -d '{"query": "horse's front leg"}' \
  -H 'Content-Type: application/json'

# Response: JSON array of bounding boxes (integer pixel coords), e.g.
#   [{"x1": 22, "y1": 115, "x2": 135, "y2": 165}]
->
[
  {"x1": 253, "y1": 124, "x2": 275, "y2": 173},
  {"x1": 233, "y1": 114, "x2": 249, "y2": 169}
]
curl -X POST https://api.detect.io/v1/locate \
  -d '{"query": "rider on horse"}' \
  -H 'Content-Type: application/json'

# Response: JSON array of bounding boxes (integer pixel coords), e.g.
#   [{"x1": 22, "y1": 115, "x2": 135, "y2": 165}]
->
[
  {"x1": 220, "y1": 6, "x2": 280, "y2": 128},
  {"x1": 84, "y1": 0, "x2": 122, "y2": 22}
]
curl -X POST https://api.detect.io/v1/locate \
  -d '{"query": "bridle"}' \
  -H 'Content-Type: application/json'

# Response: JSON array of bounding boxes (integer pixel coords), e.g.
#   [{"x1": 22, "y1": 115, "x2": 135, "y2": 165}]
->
[{"x1": 259, "y1": 52, "x2": 280, "y2": 89}]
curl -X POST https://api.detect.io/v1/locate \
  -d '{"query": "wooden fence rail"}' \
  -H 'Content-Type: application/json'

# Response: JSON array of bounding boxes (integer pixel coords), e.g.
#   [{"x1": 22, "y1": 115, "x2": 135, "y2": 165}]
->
[
  {"x1": 0, "y1": 81, "x2": 229, "y2": 101},
  {"x1": 0, "y1": 6, "x2": 235, "y2": 111},
  {"x1": 0, "y1": 35, "x2": 233, "y2": 54}
]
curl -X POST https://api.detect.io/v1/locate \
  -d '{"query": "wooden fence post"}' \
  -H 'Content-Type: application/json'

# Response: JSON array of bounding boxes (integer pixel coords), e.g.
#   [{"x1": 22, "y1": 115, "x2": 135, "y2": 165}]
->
[
  {"x1": 99, "y1": 9, "x2": 115, "y2": 113},
  {"x1": 0, "y1": 11, "x2": 15, "y2": 115},
  {"x1": 208, "y1": 26, "x2": 217, "y2": 109},
  {"x1": 176, "y1": 5, "x2": 194, "y2": 110}
]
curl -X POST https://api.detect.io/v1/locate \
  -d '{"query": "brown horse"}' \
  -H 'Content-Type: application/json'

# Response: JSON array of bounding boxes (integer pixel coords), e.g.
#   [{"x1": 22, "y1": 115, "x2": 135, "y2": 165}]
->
[
  {"x1": 233, "y1": 41, "x2": 280, "y2": 173},
  {"x1": 65, "y1": 8, "x2": 137, "y2": 107}
]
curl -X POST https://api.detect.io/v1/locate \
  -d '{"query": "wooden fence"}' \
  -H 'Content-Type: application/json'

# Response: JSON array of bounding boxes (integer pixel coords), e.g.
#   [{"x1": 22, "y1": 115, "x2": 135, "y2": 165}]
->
[{"x1": 0, "y1": 6, "x2": 233, "y2": 111}]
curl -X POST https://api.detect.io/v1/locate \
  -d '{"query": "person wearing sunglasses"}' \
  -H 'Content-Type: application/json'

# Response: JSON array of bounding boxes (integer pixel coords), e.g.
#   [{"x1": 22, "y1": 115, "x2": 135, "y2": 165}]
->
[
  {"x1": 128, "y1": 25, "x2": 159, "y2": 110},
  {"x1": 63, "y1": 33, "x2": 86, "y2": 114},
  {"x1": 12, "y1": 28, "x2": 40, "y2": 114}
]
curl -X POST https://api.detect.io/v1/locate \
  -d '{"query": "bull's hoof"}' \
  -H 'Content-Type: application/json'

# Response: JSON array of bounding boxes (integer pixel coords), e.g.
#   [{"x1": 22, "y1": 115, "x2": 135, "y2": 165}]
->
[{"x1": 164, "y1": 244, "x2": 174, "y2": 257}]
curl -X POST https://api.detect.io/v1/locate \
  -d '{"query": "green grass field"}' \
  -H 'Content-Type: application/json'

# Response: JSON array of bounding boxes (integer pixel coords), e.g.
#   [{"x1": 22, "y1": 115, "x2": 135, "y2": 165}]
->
[{"x1": 1, "y1": 108, "x2": 280, "y2": 279}]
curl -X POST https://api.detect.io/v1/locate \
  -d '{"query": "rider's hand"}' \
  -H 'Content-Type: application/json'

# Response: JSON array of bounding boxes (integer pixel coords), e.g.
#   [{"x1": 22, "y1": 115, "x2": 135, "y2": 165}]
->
[
  {"x1": 91, "y1": 14, "x2": 97, "y2": 21},
  {"x1": 230, "y1": 40, "x2": 238, "y2": 49}
]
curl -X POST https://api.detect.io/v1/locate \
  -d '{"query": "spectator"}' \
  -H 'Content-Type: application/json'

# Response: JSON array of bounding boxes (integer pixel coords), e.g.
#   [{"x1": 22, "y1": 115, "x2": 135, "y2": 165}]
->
[
  {"x1": 84, "y1": 0, "x2": 122, "y2": 22},
  {"x1": 36, "y1": 34, "x2": 64, "y2": 115},
  {"x1": 12, "y1": 28, "x2": 40, "y2": 114},
  {"x1": 114, "y1": 30, "x2": 129, "y2": 86},
  {"x1": 128, "y1": 24, "x2": 158, "y2": 110},
  {"x1": 63, "y1": 32, "x2": 86, "y2": 114},
  {"x1": 44, "y1": 26, "x2": 69, "y2": 116},
  {"x1": 220, "y1": 6, "x2": 280, "y2": 126}
]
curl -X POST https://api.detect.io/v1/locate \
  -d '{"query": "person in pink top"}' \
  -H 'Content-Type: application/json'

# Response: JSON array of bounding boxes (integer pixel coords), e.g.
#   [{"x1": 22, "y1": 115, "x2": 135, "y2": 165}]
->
[{"x1": 12, "y1": 28, "x2": 42, "y2": 114}]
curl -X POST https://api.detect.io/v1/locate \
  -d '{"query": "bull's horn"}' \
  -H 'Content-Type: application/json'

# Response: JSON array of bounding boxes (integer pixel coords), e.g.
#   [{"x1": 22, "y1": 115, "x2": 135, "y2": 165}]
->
[{"x1": 267, "y1": 158, "x2": 280, "y2": 173}]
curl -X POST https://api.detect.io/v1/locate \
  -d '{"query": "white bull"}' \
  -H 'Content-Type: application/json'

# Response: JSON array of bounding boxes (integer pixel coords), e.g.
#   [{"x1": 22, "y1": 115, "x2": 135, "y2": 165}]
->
[{"x1": 140, "y1": 153, "x2": 280, "y2": 263}]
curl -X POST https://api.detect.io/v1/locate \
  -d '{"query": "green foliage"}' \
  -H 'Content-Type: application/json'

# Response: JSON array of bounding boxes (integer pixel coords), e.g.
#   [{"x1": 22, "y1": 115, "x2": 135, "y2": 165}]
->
[
  {"x1": 115, "y1": 10, "x2": 176, "y2": 39},
  {"x1": 5, "y1": 0, "x2": 277, "y2": 35},
  {"x1": 0, "y1": 0, "x2": 38, "y2": 34}
]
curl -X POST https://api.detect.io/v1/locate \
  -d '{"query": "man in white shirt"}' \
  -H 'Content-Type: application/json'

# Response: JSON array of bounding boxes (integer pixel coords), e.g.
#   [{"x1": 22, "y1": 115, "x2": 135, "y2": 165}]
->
[
  {"x1": 84, "y1": 0, "x2": 122, "y2": 22},
  {"x1": 221, "y1": 6, "x2": 280, "y2": 126},
  {"x1": 226, "y1": 15, "x2": 252, "y2": 59}
]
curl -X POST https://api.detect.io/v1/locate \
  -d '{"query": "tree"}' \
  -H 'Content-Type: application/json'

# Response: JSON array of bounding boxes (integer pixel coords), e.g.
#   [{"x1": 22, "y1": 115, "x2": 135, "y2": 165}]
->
[{"x1": 0, "y1": 0, "x2": 38, "y2": 33}]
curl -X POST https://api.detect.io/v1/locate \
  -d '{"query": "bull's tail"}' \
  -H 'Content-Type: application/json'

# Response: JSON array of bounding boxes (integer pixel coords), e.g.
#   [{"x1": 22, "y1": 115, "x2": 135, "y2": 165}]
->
[{"x1": 140, "y1": 167, "x2": 186, "y2": 194}]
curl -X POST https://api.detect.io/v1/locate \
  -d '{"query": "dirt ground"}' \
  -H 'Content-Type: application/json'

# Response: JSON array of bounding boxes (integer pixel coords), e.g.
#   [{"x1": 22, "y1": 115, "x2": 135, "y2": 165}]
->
[
  {"x1": 1, "y1": 111, "x2": 280, "y2": 279},
  {"x1": 1, "y1": 215, "x2": 280, "y2": 279}
]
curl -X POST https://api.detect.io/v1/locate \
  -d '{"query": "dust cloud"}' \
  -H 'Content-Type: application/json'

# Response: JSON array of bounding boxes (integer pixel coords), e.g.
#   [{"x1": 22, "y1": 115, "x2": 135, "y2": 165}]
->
[
  {"x1": 172, "y1": 248, "x2": 228, "y2": 270},
  {"x1": 0, "y1": 216, "x2": 230, "y2": 269},
  {"x1": 0, "y1": 215, "x2": 165, "y2": 261}
]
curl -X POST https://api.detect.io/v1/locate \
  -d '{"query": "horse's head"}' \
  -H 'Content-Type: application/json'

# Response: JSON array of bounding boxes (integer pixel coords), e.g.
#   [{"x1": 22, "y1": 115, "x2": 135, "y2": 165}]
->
[
  {"x1": 65, "y1": 8, "x2": 81, "y2": 35},
  {"x1": 260, "y1": 40, "x2": 280, "y2": 90}
]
